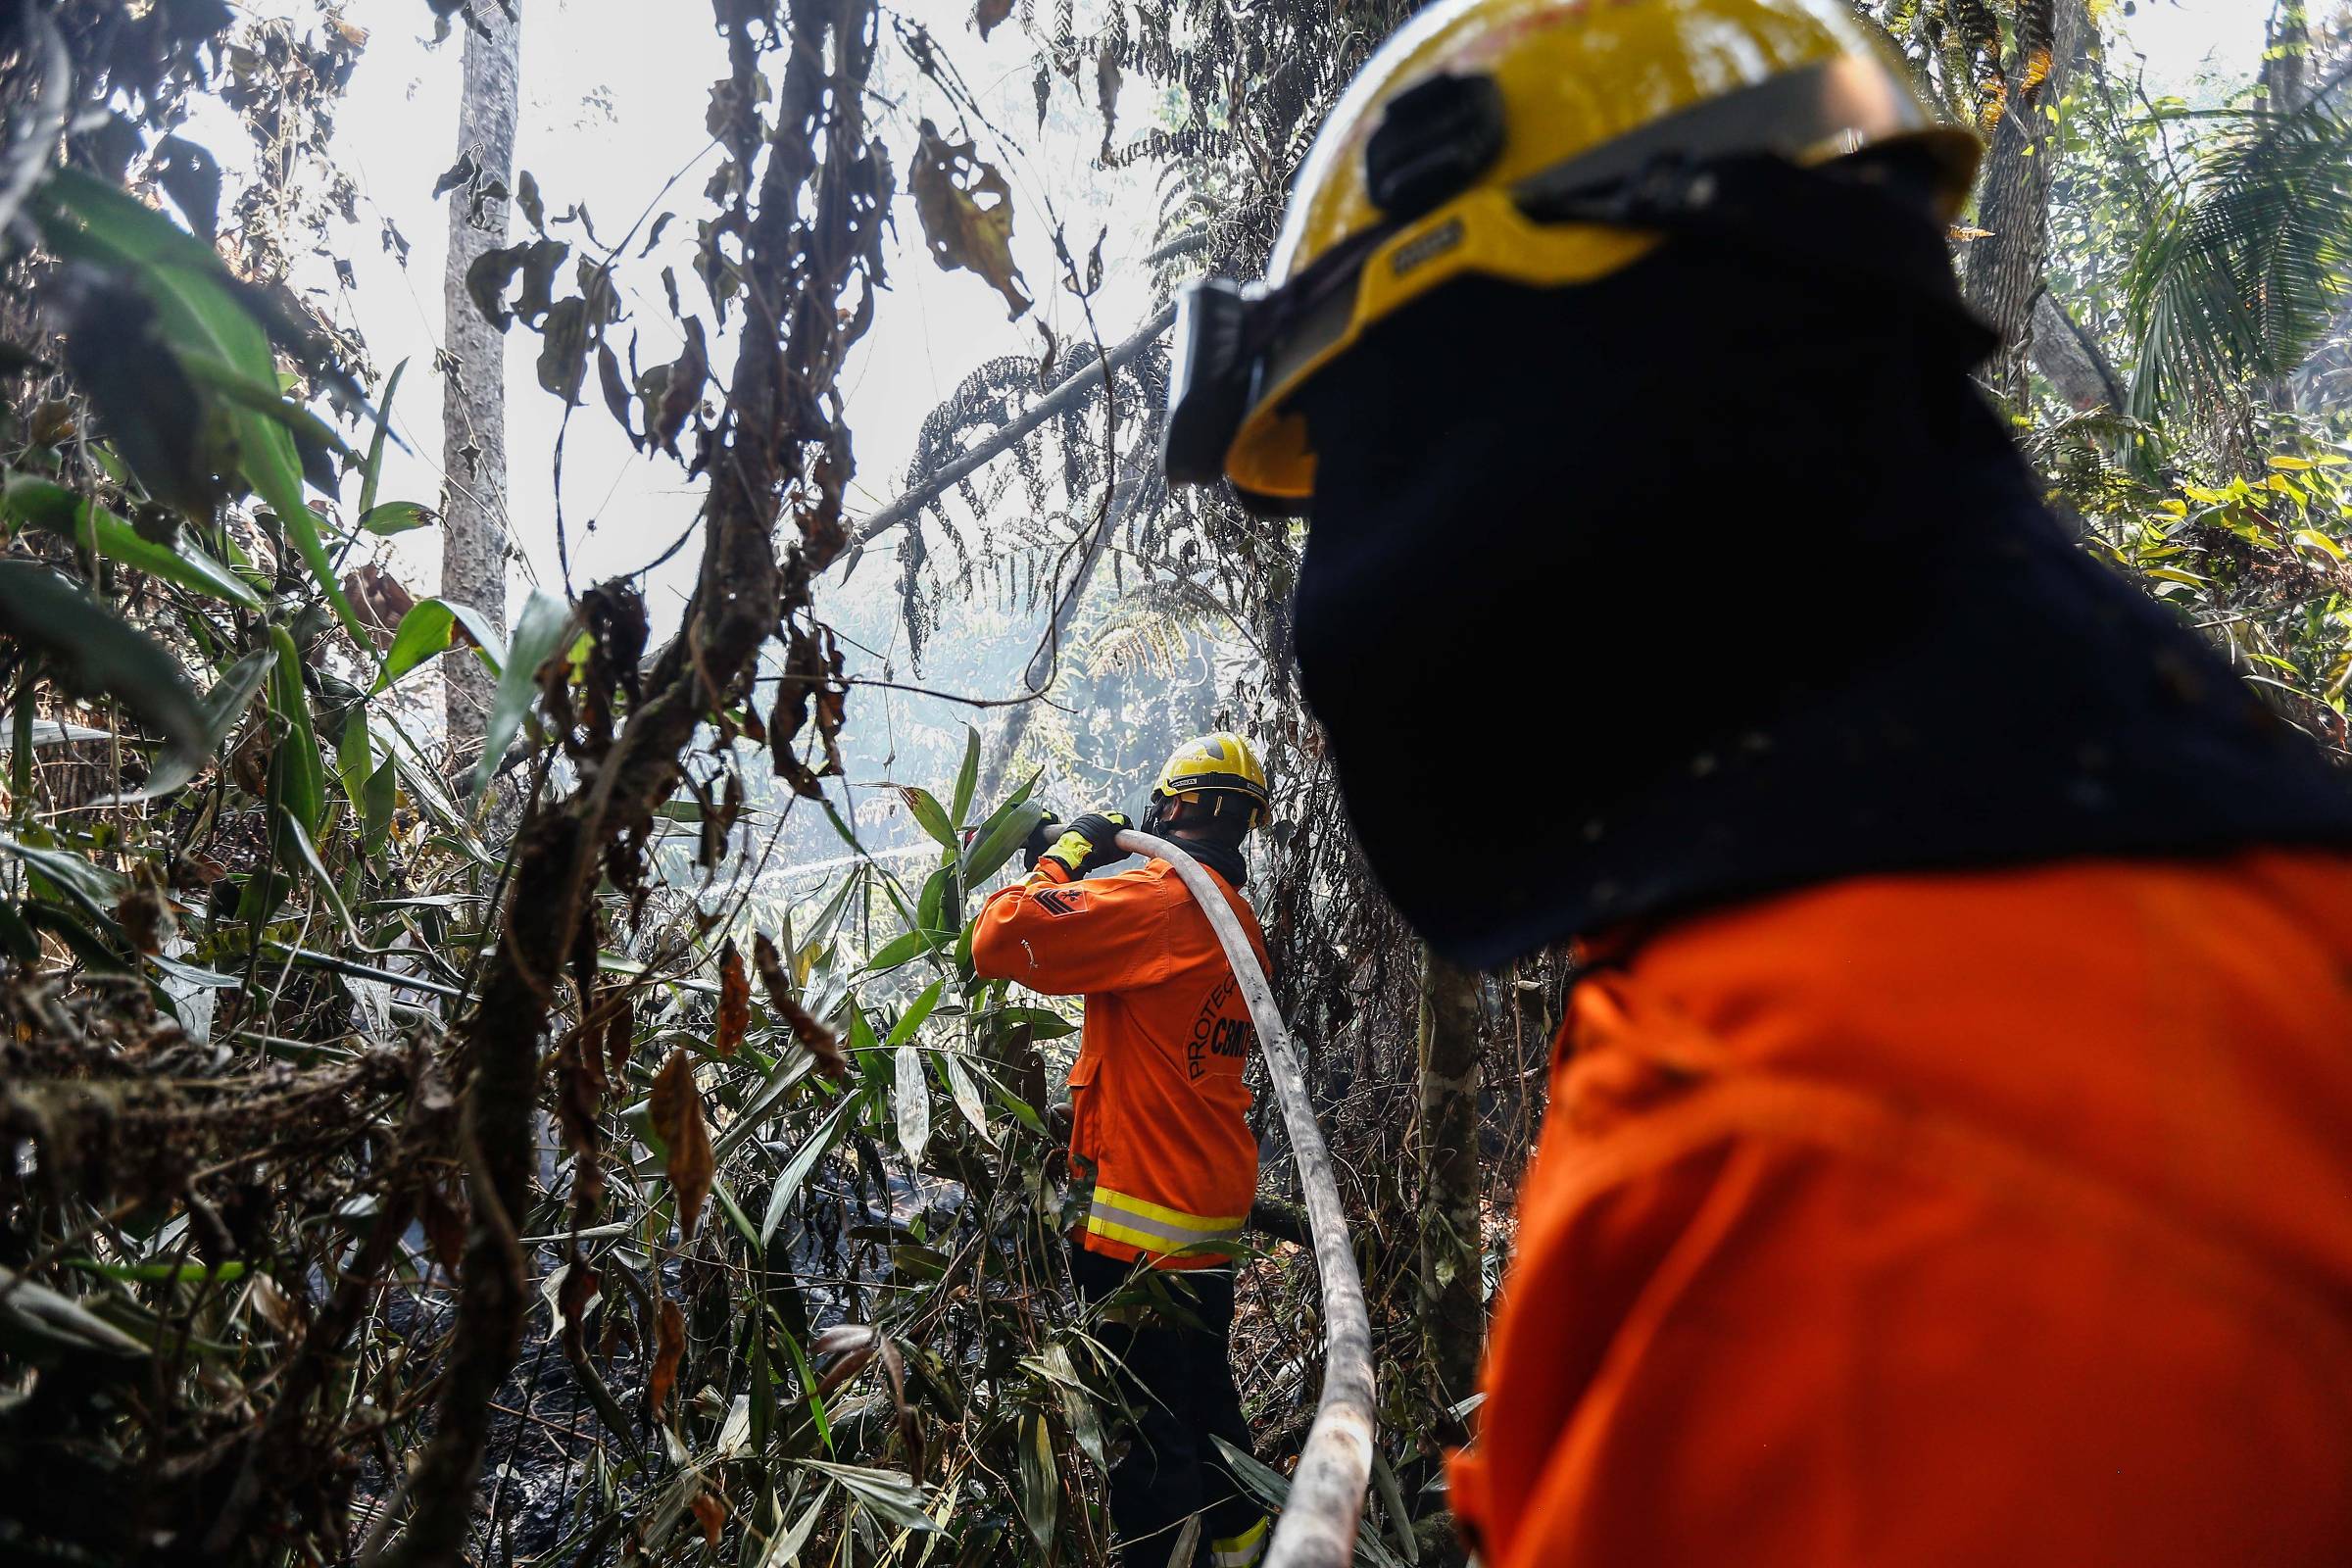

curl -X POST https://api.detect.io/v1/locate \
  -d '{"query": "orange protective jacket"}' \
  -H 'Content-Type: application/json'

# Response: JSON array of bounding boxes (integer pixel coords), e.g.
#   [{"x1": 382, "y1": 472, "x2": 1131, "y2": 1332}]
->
[
  {"x1": 971, "y1": 857, "x2": 1269, "y2": 1269},
  {"x1": 1449, "y1": 850, "x2": 2352, "y2": 1567}
]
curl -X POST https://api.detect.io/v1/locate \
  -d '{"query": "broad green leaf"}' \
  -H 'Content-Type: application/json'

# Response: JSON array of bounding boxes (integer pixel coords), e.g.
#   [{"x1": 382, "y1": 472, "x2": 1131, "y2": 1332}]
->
[
  {"x1": 894, "y1": 1043, "x2": 931, "y2": 1166},
  {"x1": 897, "y1": 784, "x2": 957, "y2": 852},
  {"x1": 34, "y1": 172, "x2": 366, "y2": 644},
  {"x1": 0, "y1": 562, "x2": 203, "y2": 758},
  {"x1": 474, "y1": 590, "x2": 573, "y2": 805},
  {"x1": 960, "y1": 791, "x2": 1048, "y2": 887},
  {"x1": 175, "y1": 350, "x2": 350, "y2": 461},
  {"x1": 862, "y1": 929, "x2": 930, "y2": 975},
  {"x1": 360, "y1": 502, "x2": 437, "y2": 536},
  {"x1": 2, "y1": 473, "x2": 263, "y2": 610},
  {"x1": 372, "y1": 598, "x2": 506, "y2": 693},
  {"x1": 280, "y1": 810, "x2": 360, "y2": 944}
]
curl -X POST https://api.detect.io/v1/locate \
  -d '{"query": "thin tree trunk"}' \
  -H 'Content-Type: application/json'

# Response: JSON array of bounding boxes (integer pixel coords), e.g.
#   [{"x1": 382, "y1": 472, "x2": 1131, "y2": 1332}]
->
[
  {"x1": 1415, "y1": 945, "x2": 1483, "y2": 1417},
  {"x1": 440, "y1": 0, "x2": 520, "y2": 766},
  {"x1": 1962, "y1": 0, "x2": 2088, "y2": 408}
]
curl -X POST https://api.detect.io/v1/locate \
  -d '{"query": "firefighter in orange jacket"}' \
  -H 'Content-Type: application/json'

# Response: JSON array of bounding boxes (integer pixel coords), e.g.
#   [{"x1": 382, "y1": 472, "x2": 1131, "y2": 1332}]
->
[
  {"x1": 1158, "y1": 2, "x2": 2352, "y2": 1564},
  {"x1": 971, "y1": 733, "x2": 1275, "y2": 1568}
]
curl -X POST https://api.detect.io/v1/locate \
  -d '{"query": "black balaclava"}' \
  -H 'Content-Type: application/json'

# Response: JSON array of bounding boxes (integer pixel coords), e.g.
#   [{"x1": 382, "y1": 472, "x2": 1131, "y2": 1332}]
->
[{"x1": 1292, "y1": 218, "x2": 2352, "y2": 969}]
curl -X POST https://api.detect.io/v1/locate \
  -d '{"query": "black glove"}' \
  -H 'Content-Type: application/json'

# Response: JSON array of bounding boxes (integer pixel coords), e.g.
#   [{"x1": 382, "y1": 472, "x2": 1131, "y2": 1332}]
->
[
  {"x1": 1019, "y1": 812, "x2": 1064, "y2": 872},
  {"x1": 1040, "y1": 811, "x2": 1133, "y2": 879}
]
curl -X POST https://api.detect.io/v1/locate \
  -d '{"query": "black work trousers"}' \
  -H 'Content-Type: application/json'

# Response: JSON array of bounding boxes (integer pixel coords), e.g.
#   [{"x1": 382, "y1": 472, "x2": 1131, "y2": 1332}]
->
[{"x1": 1069, "y1": 1244, "x2": 1267, "y2": 1568}]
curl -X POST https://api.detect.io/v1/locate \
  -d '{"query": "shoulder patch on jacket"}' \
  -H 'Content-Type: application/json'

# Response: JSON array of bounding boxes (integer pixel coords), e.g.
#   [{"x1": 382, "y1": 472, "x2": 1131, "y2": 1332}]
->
[{"x1": 1031, "y1": 886, "x2": 1088, "y2": 917}]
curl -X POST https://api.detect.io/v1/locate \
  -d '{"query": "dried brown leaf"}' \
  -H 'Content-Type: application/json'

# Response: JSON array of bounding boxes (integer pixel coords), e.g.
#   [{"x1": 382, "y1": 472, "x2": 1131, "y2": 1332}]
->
[
  {"x1": 778, "y1": 993, "x2": 850, "y2": 1082},
  {"x1": 715, "y1": 938, "x2": 750, "y2": 1057},
  {"x1": 650, "y1": 1049, "x2": 714, "y2": 1238},
  {"x1": 689, "y1": 1488, "x2": 727, "y2": 1547},
  {"x1": 908, "y1": 120, "x2": 1030, "y2": 318},
  {"x1": 975, "y1": 0, "x2": 1012, "y2": 38},
  {"x1": 559, "y1": 1256, "x2": 600, "y2": 1362},
  {"x1": 650, "y1": 1297, "x2": 685, "y2": 1413}
]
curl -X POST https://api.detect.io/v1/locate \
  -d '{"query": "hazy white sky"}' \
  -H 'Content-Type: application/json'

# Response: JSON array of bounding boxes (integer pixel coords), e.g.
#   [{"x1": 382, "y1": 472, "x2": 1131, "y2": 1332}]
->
[{"x1": 195, "y1": 0, "x2": 2268, "y2": 662}]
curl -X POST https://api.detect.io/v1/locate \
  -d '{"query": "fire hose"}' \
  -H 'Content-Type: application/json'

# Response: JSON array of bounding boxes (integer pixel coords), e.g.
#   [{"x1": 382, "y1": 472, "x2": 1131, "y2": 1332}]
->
[{"x1": 1113, "y1": 828, "x2": 1375, "y2": 1568}]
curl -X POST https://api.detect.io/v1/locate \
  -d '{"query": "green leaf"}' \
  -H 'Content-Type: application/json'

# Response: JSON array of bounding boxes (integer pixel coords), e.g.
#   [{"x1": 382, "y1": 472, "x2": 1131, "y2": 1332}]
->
[
  {"x1": 121, "y1": 645, "x2": 275, "y2": 802},
  {"x1": 67, "y1": 1258, "x2": 248, "y2": 1284},
  {"x1": 372, "y1": 598, "x2": 506, "y2": 693},
  {"x1": 759, "y1": 1094, "x2": 856, "y2": 1246},
  {"x1": 475, "y1": 590, "x2": 574, "y2": 804},
  {"x1": 358, "y1": 359, "x2": 406, "y2": 521},
  {"x1": 0, "y1": 562, "x2": 203, "y2": 757},
  {"x1": 266, "y1": 625, "x2": 325, "y2": 836},
  {"x1": 0, "y1": 834, "x2": 124, "y2": 926},
  {"x1": 886, "y1": 978, "x2": 944, "y2": 1048},
  {"x1": 2, "y1": 473, "x2": 264, "y2": 610},
  {"x1": 360, "y1": 501, "x2": 437, "y2": 536},
  {"x1": 862, "y1": 929, "x2": 931, "y2": 975},
  {"x1": 951, "y1": 724, "x2": 980, "y2": 825},
  {"x1": 960, "y1": 789, "x2": 1048, "y2": 887},
  {"x1": 897, "y1": 784, "x2": 958, "y2": 852},
  {"x1": 34, "y1": 171, "x2": 366, "y2": 644}
]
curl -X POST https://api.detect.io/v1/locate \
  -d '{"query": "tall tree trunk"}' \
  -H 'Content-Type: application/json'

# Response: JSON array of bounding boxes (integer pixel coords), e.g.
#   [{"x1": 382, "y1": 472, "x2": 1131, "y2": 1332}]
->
[
  {"x1": 439, "y1": 0, "x2": 520, "y2": 766},
  {"x1": 1962, "y1": 0, "x2": 2088, "y2": 408},
  {"x1": 2265, "y1": 1, "x2": 2312, "y2": 114},
  {"x1": 1415, "y1": 946, "x2": 1484, "y2": 1417}
]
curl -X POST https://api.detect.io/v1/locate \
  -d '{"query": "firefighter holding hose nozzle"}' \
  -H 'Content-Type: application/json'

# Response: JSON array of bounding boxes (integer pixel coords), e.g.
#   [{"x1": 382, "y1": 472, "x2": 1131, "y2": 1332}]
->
[
  {"x1": 1160, "y1": 1, "x2": 2352, "y2": 1563},
  {"x1": 971, "y1": 733, "x2": 1277, "y2": 1568}
]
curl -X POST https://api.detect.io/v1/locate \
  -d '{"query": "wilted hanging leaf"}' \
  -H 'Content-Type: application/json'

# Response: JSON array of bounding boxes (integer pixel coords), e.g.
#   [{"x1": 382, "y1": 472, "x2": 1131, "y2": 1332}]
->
[
  {"x1": 975, "y1": 0, "x2": 1012, "y2": 36},
  {"x1": 466, "y1": 236, "x2": 568, "y2": 331},
  {"x1": 343, "y1": 563, "x2": 417, "y2": 648},
  {"x1": 151, "y1": 134, "x2": 222, "y2": 240},
  {"x1": 1096, "y1": 41, "x2": 1121, "y2": 162},
  {"x1": 715, "y1": 938, "x2": 750, "y2": 1056},
  {"x1": 650, "y1": 1049, "x2": 714, "y2": 1238},
  {"x1": 776, "y1": 991, "x2": 851, "y2": 1081},
  {"x1": 516, "y1": 169, "x2": 545, "y2": 232},
  {"x1": 597, "y1": 341, "x2": 633, "y2": 443},
  {"x1": 908, "y1": 120, "x2": 1031, "y2": 318},
  {"x1": 1034, "y1": 60, "x2": 1051, "y2": 130},
  {"x1": 419, "y1": 1179, "x2": 468, "y2": 1269},
  {"x1": 688, "y1": 1488, "x2": 727, "y2": 1548},
  {"x1": 751, "y1": 930, "x2": 796, "y2": 1012},
  {"x1": 430, "y1": 149, "x2": 478, "y2": 200},
  {"x1": 559, "y1": 1256, "x2": 600, "y2": 1362},
  {"x1": 813, "y1": 1322, "x2": 881, "y2": 1396},
  {"x1": 650, "y1": 1297, "x2": 685, "y2": 1413},
  {"x1": 604, "y1": 991, "x2": 635, "y2": 1083}
]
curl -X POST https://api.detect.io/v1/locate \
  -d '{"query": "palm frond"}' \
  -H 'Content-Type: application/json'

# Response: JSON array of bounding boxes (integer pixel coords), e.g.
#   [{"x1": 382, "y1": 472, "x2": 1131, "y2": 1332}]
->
[{"x1": 2125, "y1": 94, "x2": 2352, "y2": 423}]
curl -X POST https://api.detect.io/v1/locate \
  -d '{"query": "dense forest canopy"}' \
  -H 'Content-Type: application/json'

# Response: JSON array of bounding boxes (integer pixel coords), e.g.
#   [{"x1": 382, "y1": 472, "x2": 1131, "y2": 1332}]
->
[{"x1": 0, "y1": 0, "x2": 2345, "y2": 1563}]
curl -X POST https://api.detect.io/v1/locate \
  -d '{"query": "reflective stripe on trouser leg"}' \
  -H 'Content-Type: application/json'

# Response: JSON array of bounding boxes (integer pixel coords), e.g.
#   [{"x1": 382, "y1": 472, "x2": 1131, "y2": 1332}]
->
[
  {"x1": 1086, "y1": 1186, "x2": 1246, "y2": 1257},
  {"x1": 1209, "y1": 1515, "x2": 1269, "y2": 1568}
]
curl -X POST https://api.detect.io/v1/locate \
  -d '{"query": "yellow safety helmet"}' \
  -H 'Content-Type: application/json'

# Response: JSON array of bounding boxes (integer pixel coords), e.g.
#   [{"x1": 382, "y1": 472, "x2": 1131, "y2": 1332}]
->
[
  {"x1": 1159, "y1": 0, "x2": 1981, "y2": 506},
  {"x1": 1150, "y1": 732, "x2": 1272, "y2": 831}
]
